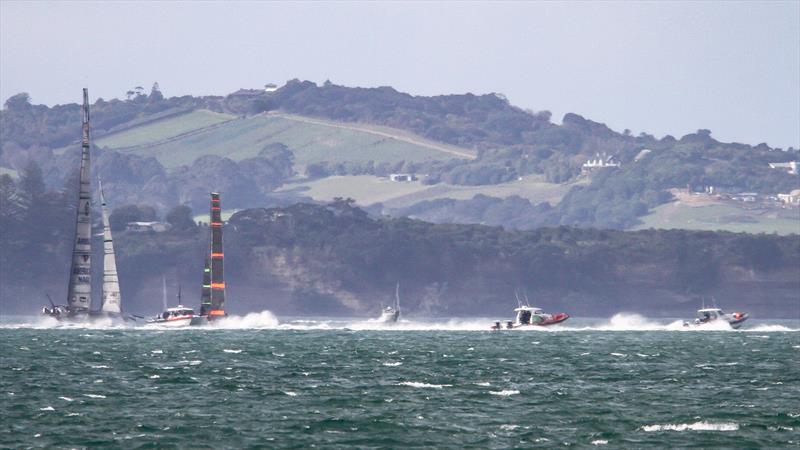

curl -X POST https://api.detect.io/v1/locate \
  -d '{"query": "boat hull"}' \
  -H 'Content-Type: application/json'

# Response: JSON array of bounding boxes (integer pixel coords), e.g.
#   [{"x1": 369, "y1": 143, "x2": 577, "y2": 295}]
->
[
  {"x1": 147, "y1": 316, "x2": 194, "y2": 327},
  {"x1": 492, "y1": 313, "x2": 570, "y2": 330},
  {"x1": 683, "y1": 313, "x2": 749, "y2": 329},
  {"x1": 377, "y1": 312, "x2": 400, "y2": 323}
]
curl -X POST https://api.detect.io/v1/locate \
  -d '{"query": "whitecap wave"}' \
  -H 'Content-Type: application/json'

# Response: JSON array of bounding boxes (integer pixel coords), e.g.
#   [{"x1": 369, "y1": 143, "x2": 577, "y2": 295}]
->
[
  {"x1": 641, "y1": 421, "x2": 739, "y2": 432},
  {"x1": 83, "y1": 394, "x2": 106, "y2": 399},
  {"x1": 743, "y1": 325, "x2": 797, "y2": 332},
  {"x1": 397, "y1": 381, "x2": 452, "y2": 389},
  {"x1": 490, "y1": 390, "x2": 520, "y2": 396}
]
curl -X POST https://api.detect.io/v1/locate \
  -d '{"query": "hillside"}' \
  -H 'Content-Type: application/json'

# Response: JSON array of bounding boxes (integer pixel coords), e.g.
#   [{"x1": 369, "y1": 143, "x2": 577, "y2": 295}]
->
[{"x1": 1, "y1": 80, "x2": 798, "y2": 232}]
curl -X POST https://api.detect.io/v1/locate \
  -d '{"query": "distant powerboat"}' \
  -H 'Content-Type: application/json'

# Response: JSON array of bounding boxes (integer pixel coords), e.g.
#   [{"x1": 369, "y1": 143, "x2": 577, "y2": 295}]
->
[
  {"x1": 147, "y1": 279, "x2": 195, "y2": 327},
  {"x1": 683, "y1": 307, "x2": 748, "y2": 329},
  {"x1": 147, "y1": 306, "x2": 197, "y2": 327},
  {"x1": 491, "y1": 292, "x2": 569, "y2": 329},
  {"x1": 492, "y1": 306, "x2": 570, "y2": 330},
  {"x1": 376, "y1": 283, "x2": 401, "y2": 323}
]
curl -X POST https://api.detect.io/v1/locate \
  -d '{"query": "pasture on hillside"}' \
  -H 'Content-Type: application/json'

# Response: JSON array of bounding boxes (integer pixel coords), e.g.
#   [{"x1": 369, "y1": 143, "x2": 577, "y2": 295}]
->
[
  {"x1": 95, "y1": 110, "x2": 236, "y2": 149},
  {"x1": 95, "y1": 111, "x2": 471, "y2": 168},
  {"x1": 277, "y1": 174, "x2": 579, "y2": 207},
  {"x1": 633, "y1": 201, "x2": 800, "y2": 235}
]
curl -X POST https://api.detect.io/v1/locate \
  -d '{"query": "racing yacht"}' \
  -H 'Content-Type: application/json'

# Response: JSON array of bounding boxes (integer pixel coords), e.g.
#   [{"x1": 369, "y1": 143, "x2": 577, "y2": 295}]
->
[{"x1": 42, "y1": 90, "x2": 129, "y2": 322}]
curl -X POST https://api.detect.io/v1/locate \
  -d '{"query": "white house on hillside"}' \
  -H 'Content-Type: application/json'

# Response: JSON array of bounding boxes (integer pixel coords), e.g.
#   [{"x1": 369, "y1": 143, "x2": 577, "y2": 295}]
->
[{"x1": 582, "y1": 153, "x2": 621, "y2": 174}]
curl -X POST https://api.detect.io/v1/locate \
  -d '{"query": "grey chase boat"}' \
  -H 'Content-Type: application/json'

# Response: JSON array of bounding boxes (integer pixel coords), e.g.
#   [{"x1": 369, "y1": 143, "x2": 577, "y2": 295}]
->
[{"x1": 683, "y1": 307, "x2": 749, "y2": 329}]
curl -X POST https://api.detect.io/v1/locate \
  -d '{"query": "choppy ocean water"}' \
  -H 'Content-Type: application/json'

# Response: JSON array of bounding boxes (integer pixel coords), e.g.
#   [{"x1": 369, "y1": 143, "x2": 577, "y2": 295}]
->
[{"x1": 2, "y1": 313, "x2": 798, "y2": 448}]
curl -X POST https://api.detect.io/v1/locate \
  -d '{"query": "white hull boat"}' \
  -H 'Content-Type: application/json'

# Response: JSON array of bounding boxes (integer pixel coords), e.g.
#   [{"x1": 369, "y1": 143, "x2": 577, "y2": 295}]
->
[
  {"x1": 376, "y1": 283, "x2": 401, "y2": 323},
  {"x1": 683, "y1": 307, "x2": 748, "y2": 329},
  {"x1": 147, "y1": 306, "x2": 196, "y2": 328}
]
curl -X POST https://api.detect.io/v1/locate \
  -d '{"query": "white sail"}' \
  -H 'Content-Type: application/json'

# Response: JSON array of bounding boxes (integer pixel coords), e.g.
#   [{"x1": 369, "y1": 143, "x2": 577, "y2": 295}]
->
[
  {"x1": 66, "y1": 88, "x2": 93, "y2": 314},
  {"x1": 162, "y1": 275, "x2": 168, "y2": 310},
  {"x1": 99, "y1": 181, "x2": 122, "y2": 314}
]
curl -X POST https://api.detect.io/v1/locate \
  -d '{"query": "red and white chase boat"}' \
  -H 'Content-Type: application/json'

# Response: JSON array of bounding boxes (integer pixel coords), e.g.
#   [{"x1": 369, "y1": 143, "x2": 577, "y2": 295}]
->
[{"x1": 492, "y1": 305, "x2": 569, "y2": 330}]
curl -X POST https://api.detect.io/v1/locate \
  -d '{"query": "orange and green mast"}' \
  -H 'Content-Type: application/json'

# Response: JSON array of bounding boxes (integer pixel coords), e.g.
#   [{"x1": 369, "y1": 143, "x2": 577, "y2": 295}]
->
[{"x1": 207, "y1": 192, "x2": 226, "y2": 318}]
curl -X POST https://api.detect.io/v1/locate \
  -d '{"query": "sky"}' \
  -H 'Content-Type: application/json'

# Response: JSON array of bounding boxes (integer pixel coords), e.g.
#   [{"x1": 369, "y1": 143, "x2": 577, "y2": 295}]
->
[{"x1": 1, "y1": 1, "x2": 798, "y2": 148}]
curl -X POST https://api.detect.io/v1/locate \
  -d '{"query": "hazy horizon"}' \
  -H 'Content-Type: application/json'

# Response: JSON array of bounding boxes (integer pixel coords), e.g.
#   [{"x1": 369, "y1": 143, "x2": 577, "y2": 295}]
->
[{"x1": 1, "y1": 1, "x2": 798, "y2": 148}]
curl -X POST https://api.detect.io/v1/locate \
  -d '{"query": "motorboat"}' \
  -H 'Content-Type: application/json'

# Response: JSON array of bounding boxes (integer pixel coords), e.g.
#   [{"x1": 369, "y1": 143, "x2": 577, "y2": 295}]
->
[
  {"x1": 376, "y1": 283, "x2": 401, "y2": 323},
  {"x1": 492, "y1": 305, "x2": 569, "y2": 330},
  {"x1": 683, "y1": 307, "x2": 748, "y2": 329},
  {"x1": 511, "y1": 305, "x2": 569, "y2": 327},
  {"x1": 147, "y1": 306, "x2": 196, "y2": 327},
  {"x1": 377, "y1": 305, "x2": 400, "y2": 323}
]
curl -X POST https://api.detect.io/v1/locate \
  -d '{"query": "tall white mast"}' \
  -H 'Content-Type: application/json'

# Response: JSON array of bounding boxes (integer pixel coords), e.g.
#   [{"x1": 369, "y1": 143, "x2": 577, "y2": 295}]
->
[{"x1": 66, "y1": 88, "x2": 93, "y2": 314}]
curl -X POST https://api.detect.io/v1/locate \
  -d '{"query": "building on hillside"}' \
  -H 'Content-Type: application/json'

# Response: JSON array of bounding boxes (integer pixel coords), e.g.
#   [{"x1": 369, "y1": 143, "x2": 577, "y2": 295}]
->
[
  {"x1": 389, "y1": 173, "x2": 417, "y2": 182},
  {"x1": 687, "y1": 184, "x2": 716, "y2": 195},
  {"x1": 126, "y1": 221, "x2": 171, "y2": 233},
  {"x1": 777, "y1": 189, "x2": 800, "y2": 206},
  {"x1": 731, "y1": 192, "x2": 759, "y2": 203},
  {"x1": 264, "y1": 83, "x2": 279, "y2": 92},
  {"x1": 581, "y1": 153, "x2": 621, "y2": 174},
  {"x1": 768, "y1": 161, "x2": 799, "y2": 175}
]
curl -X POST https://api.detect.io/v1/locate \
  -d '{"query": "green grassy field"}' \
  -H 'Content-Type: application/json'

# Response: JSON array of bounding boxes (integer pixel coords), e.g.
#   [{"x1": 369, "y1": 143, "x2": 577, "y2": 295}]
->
[
  {"x1": 633, "y1": 201, "x2": 799, "y2": 235},
  {"x1": 277, "y1": 174, "x2": 579, "y2": 207},
  {"x1": 99, "y1": 111, "x2": 470, "y2": 168},
  {"x1": 193, "y1": 209, "x2": 239, "y2": 224},
  {"x1": 0, "y1": 167, "x2": 19, "y2": 178},
  {"x1": 95, "y1": 110, "x2": 236, "y2": 149}
]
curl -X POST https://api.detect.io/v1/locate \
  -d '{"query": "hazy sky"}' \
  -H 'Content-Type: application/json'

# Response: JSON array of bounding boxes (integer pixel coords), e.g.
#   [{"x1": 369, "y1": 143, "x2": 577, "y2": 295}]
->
[{"x1": 2, "y1": 1, "x2": 798, "y2": 148}]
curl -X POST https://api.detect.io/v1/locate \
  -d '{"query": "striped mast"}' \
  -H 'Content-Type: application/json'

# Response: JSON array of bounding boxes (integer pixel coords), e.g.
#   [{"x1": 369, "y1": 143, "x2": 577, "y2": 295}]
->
[
  {"x1": 199, "y1": 256, "x2": 211, "y2": 315},
  {"x1": 66, "y1": 88, "x2": 93, "y2": 315},
  {"x1": 208, "y1": 192, "x2": 226, "y2": 317},
  {"x1": 99, "y1": 180, "x2": 122, "y2": 314}
]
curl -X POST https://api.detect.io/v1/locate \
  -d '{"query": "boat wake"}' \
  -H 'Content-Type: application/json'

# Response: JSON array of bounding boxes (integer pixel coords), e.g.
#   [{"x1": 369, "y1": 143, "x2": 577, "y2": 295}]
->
[
  {"x1": 2, "y1": 312, "x2": 797, "y2": 332},
  {"x1": 207, "y1": 311, "x2": 281, "y2": 329}
]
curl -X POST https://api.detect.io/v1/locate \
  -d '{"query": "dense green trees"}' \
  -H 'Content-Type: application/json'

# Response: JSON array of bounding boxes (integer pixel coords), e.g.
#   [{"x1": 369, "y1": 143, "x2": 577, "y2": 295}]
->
[
  {"x1": 165, "y1": 204, "x2": 195, "y2": 231},
  {"x1": 1, "y1": 191, "x2": 798, "y2": 315}
]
